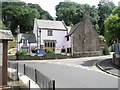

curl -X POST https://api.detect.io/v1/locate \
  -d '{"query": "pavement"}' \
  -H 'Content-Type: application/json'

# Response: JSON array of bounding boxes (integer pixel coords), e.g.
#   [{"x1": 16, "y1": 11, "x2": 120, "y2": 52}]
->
[{"x1": 96, "y1": 58, "x2": 120, "y2": 77}]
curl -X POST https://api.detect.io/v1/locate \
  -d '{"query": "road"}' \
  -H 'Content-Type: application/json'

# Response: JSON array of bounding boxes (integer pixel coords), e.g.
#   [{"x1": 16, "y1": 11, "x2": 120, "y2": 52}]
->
[{"x1": 9, "y1": 55, "x2": 118, "y2": 88}]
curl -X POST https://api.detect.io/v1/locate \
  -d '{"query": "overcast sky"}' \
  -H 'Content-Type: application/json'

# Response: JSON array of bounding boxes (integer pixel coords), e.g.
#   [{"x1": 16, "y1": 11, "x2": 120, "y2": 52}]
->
[{"x1": 22, "y1": 0, "x2": 119, "y2": 17}]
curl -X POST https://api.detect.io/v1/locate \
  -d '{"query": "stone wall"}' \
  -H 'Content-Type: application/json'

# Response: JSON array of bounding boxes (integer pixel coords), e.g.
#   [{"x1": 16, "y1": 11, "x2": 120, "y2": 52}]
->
[
  {"x1": 72, "y1": 12, "x2": 100, "y2": 53},
  {"x1": 72, "y1": 51, "x2": 103, "y2": 58},
  {"x1": 112, "y1": 53, "x2": 120, "y2": 68},
  {"x1": 8, "y1": 51, "x2": 103, "y2": 60},
  {"x1": 8, "y1": 54, "x2": 67, "y2": 60}
]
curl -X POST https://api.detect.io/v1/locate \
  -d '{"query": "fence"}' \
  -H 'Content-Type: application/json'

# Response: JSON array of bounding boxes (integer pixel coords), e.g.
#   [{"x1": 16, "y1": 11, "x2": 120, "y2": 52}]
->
[{"x1": 8, "y1": 62, "x2": 55, "y2": 90}]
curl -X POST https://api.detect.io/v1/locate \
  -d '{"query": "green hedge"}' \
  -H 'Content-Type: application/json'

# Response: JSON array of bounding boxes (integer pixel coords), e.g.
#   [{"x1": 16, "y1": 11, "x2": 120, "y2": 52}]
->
[
  {"x1": 15, "y1": 51, "x2": 28, "y2": 55},
  {"x1": 46, "y1": 48, "x2": 54, "y2": 54},
  {"x1": 103, "y1": 48, "x2": 110, "y2": 55}
]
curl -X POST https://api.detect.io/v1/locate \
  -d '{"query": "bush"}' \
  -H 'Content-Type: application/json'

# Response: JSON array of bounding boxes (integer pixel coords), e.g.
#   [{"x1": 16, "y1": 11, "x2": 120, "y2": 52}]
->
[
  {"x1": 46, "y1": 48, "x2": 54, "y2": 54},
  {"x1": 31, "y1": 50, "x2": 36, "y2": 53},
  {"x1": 15, "y1": 51, "x2": 28, "y2": 55},
  {"x1": 103, "y1": 48, "x2": 110, "y2": 55}
]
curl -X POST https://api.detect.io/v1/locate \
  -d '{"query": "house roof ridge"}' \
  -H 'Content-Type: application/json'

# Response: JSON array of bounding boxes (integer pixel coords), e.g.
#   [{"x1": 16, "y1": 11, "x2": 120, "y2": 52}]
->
[
  {"x1": 36, "y1": 19, "x2": 67, "y2": 30},
  {"x1": 67, "y1": 22, "x2": 82, "y2": 36}
]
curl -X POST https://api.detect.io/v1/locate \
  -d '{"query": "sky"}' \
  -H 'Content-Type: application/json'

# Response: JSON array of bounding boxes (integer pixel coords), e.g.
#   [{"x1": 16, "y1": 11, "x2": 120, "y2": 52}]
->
[{"x1": 22, "y1": 0, "x2": 120, "y2": 17}]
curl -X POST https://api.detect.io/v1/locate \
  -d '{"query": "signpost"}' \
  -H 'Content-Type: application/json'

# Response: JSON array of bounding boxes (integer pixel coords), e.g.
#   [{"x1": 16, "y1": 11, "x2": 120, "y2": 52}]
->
[
  {"x1": 114, "y1": 43, "x2": 120, "y2": 54},
  {"x1": 0, "y1": 30, "x2": 14, "y2": 89},
  {"x1": 0, "y1": 40, "x2": 3, "y2": 66}
]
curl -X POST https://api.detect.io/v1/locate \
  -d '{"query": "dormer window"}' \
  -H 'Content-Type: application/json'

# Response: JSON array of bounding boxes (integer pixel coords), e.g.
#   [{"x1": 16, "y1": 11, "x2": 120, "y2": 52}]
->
[{"x1": 48, "y1": 30, "x2": 53, "y2": 36}]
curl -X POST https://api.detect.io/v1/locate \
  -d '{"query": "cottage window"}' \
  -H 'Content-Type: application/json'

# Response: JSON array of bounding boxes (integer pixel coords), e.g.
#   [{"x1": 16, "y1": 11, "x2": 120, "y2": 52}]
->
[
  {"x1": 23, "y1": 39, "x2": 27, "y2": 46},
  {"x1": 53, "y1": 43, "x2": 55, "y2": 47},
  {"x1": 50, "y1": 42, "x2": 52, "y2": 47},
  {"x1": 45, "y1": 42, "x2": 47, "y2": 47},
  {"x1": 48, "y1": 30, "x2": 53, "y2": 36},
  {"x1": 44, "y1": 40, "x2": 56, "y2": 49}
]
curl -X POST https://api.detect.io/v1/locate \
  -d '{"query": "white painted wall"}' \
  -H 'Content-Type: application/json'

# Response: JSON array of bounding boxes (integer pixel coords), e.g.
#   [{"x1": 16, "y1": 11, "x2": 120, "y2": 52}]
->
[{"x1": 40, "y1": 29, "x2": 68, "y2": 48}]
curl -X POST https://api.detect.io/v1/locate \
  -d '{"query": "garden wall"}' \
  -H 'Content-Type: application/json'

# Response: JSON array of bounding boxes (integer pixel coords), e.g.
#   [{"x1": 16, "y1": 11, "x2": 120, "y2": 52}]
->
[
  {"x1": 8, "y1": 54, "x2": 67, "y2": 60},
  {"x1": 112, "y1": 53, "x2": 120, "y2": 68},
  {"x1": 73, "y1": 51, "x2": 103, "y2": 58}
]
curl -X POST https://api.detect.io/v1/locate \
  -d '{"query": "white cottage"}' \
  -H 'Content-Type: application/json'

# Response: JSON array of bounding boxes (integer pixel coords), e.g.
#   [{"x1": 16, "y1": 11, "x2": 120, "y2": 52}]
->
[{"x1": 33, "y1": 19, "x2": 71, "y2": 53}]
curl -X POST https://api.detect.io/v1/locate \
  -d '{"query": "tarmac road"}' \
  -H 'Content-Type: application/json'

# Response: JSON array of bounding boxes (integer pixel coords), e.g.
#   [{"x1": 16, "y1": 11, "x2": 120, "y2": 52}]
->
[{"x1": 11, "y1": 56, "x2": 118, "y2": 88}]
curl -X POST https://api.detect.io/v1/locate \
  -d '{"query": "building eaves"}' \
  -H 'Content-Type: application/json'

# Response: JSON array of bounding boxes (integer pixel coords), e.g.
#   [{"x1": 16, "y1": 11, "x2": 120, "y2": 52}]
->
[
  {"x1": 0, "y1": 30, "x2": 14, "y2": 41},
  {"x1": 36, "y1": 19, "x2": 67, "y2": 31}
]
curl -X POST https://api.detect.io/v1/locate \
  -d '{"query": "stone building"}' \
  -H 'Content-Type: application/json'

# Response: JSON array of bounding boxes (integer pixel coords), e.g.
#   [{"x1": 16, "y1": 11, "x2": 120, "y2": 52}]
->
[{"x1": 67, "y1": 12, "x2": 101, "y2": 57}]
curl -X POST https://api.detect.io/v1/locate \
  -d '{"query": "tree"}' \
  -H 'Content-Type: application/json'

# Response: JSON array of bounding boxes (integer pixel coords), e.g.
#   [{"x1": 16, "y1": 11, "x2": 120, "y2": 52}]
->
[
  {"x1": 28, "y1": 3, "x2": 53, "y2": 20},
  {"x1": 104, "y1": 6, "x2": 120, "y2": 46},
  {"x1": 98, "y1": 1, "x2": 115, "y2": 35},
  {"x1": 2, "y1": 2, "x2": 40, "y2": 34},
  {"x1": 56, "y1": 2, "x2": 99, "y2": 31},
  {"x1": 2, "y1": 2, "x2": 52, "y2": 35},
  {"x1": 0, "y1": 19, "x2": 7, "y2": 29}
]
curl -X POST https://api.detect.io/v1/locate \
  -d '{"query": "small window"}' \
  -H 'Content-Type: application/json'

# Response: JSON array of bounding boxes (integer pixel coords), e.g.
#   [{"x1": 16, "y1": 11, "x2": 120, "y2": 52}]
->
[
  {"x1": 50, "y1": 42, "x2": 52, "y2": 47},
  {"x1": 48, "y1": 42, "x2": 50, "y2": 47},
  {"x1": 45, "y1": 42, "x2": 47, "y2": 47},
  {"x1": 23, "y1": 39, "x2": 27, "y2": 45},
  {"x1": 67, "y1": 36, "x2": 69, "y2": 41},
  {"x1": 53, "y1": 43, "x2": 55, "y2": 47},
  {"x1": 48, "y1": 30, "x2": 53, "y2": 36}
]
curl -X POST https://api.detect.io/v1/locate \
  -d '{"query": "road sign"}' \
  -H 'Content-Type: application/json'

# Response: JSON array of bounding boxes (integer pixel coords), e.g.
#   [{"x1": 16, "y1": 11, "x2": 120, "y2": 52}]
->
[
  {"x1": 55, "y1": 48, "x2": 61, "y2": 54},
  {"x1": 114, "y1": 43, "x2": 120, "y2": 54},
  {"x1": 36, "y1": 49, "x2": 45, "y2": 54},
  {"x1": 0, "y1": 40, "x2": 3, "y2": 66}
]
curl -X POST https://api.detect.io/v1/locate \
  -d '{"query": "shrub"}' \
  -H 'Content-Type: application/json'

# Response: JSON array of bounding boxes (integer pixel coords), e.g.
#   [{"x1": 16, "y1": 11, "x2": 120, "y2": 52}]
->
[
  {"x1": 46, "y1": 48, "x2": 54, "y2": 54},
  {"x1": 103, "y1": 48, "x2": 110, "y2": 55},
  {"x1": 31, "y1": 50, "x2": 36, "y2": 53},
  {"x1": 15, "y1": 51, "x2": 28, "y2": 55}
]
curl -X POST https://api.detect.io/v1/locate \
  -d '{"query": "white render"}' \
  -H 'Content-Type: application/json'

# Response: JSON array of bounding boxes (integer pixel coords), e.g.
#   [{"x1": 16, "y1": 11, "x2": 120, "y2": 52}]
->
[{"x1": 33, "y1": 19, "x2": 71, "y2": 52}]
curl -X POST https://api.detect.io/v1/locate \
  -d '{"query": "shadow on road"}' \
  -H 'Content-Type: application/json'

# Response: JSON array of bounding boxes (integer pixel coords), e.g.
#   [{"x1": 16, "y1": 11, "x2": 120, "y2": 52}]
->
[{"x1": 80, "y1": 59, "x2": 98, "y2": 67}]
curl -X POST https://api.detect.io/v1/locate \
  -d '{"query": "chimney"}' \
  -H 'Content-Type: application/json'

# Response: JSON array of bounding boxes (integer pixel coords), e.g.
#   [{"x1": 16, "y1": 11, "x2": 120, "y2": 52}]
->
[
  {"x1": 42, "y1": 14, "x2": 47, "y2": 20},
  {"x1": 118, "y1": 1, "x2": 120, "y2": 6}
]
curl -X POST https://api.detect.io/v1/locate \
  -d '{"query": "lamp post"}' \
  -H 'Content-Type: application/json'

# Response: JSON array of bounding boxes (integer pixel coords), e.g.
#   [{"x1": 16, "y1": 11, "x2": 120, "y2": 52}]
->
[{"x1": 16, "y1": 25, "x2": 20, "y2": 51}]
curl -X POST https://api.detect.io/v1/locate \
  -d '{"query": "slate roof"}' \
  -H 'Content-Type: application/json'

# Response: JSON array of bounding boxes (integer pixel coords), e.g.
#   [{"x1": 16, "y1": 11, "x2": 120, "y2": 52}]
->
[
  {"x1": 67, "y1": 22, "x2": 81, "y2": 36},
  {"x1": 17, "y1": 34, "x2": 36, "y2": 43},
  {"x1": 36, "y1": 19, "x2": 67, "y2": 31},
  {"x1": 0, "y1": 30, "x2": 14, "y2": 40}
]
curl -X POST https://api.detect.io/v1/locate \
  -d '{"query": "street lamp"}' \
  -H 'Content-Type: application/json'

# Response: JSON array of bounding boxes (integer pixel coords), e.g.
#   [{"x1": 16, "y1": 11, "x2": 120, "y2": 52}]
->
[{"x1": 16, "y1": 25, "x2": 20, "y2": 51}]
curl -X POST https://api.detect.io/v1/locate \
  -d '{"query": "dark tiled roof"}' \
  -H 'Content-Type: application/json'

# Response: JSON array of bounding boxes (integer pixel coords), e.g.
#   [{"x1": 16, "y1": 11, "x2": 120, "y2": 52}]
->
[
  {"x1": 17, "y1": 34, "x2": 36, "y2": 43},
  {"x1": 0, "y1": 30, "x2": 14, "y2": 40},
  {"x1": 36, "y1": 19, "x2": 67, "y2": 31}
]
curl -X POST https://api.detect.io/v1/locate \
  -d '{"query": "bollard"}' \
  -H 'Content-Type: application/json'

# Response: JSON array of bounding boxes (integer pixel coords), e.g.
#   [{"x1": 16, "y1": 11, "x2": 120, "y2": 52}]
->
[
  {"x1": 35, "y1": 69, "x2": 37, "y2": 83},
  {"x1": 24, "y1": 64, "x2": 25, "y2": 75},
  {"x1": 53, "y1": 80, "x2": 55, "y2": 90}
]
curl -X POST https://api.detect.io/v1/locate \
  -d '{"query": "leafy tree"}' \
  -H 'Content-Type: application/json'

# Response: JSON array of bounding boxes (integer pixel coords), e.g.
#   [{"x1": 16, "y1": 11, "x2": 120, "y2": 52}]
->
[
  {"x1": 98, "y1": 1, "x2": 115, "y2": 35},
  {"x1": 2, "y1": 2, "x2": 40, "y2": 34},
  {"x1": 28, "y1": 3, "x2": 53, "y2": 20},
  {"x1": 104, "y1": 6, "x2": 120, "y2": 46},
  {"x1": 2, "y1": 2, "x2": 52, "y2": 35},
  {"x1": 0, "y1": 19, "x2": 7, "y2": 29},
  {"x1": 56, "y1": 2, "x2": 99, "y2": 31}
]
